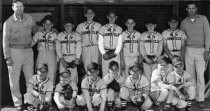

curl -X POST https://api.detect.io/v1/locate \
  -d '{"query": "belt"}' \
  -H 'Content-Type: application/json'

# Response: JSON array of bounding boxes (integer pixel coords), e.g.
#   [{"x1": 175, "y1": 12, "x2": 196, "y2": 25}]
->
[
  {"x1": 186, "y1": 44, "x2": 204, "y2": 48},
  {"x1": 83, "y1": 44, "x2": 98, "y2": 47},
  {"x1": 105, "y1": 48, "x2": 115, "y2": 51},
  {"x1": 10, "y1": 44, "x2": 31, "y2": 49},
  {"x1": 63, "y1": 54, "x2": 75, "y2": 56},
  {"x1": 170, "y1": 49, "x2": 180, "y2": 52}
]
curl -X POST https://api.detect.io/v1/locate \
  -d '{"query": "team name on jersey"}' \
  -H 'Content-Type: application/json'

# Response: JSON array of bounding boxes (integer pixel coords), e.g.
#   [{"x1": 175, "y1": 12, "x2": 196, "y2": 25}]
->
[
  {"x1": 60, "y1": 40, "x2": 77, "y2": 44},
  {"x1": 38, "y1": 39, "x2": 55, "y2": 43},
  {"x1": 124, "y1": 40, "x2": 138, "y2": 43},
  {"x1": 104, "y1": 33, "x2": 120, "y2": 36},
  {"x1": 144, "y1": 40, "x2": 159, "y2": 43},
  {"x1": 167, "y1": 37, "x2": 182, "y2": 40},
  {"x1": 82, "y1": 31, "x2": 98, "y2": 35}
]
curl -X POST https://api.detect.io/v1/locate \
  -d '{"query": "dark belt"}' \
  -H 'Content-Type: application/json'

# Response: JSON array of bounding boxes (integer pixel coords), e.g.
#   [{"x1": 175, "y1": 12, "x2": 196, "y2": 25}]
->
[
  {"x1": 170, "y1": 49, "x2": 180, "y2": 52},
  {"x1": 63, "y1": 54, "x2": 75, "y2": 56}
]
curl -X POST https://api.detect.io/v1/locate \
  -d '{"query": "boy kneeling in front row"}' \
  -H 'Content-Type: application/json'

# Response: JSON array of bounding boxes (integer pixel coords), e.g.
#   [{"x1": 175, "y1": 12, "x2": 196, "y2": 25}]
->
[
  {"x1": 120, "y1": 64, "x2": 153, "y2": 111},
  {"x1": 76, "y1": 62, "x2": 107, "y2": 111},
  {"x1": 24, "y1": 64, "x2": 53, "y2": 111},
  {"x1": 54, "y1": 70, "x2": 78, "y2": 111}
]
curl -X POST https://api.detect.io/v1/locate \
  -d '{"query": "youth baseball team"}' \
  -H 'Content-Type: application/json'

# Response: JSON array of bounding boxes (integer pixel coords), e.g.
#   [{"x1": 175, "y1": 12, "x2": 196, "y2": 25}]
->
[{"x1": 3, "y1": 0, "x2": 210, "y2": 111}]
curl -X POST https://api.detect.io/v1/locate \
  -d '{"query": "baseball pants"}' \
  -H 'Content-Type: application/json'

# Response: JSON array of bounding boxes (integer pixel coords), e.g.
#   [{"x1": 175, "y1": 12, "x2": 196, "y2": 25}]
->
[
  {"x1": 150, "y1": 89, "x2": 169, "y2": 103},
  {"x1": 36, "y1": 50, "x2": 57, "y2": 82},
  {"x1": 8, "y1": 48, "x2": 34, "y2": 107},
  {"x1": 58, "y1": 95, "x2": 76, "y2": 109},
  {"x1": 185, "y1": 47, "x2": 206, "y2": 101},
  {"x1": 59, "y1": 55, "x2": 78, "y2": 83},
  {"x1": 24, "y1": 92, "x2": 51, "y2": 108},
  {"x1": 120, "y1": 87, "x2": 152, "y2": 110},
  {"x1": 82, "y1": 45, "x2": 99, "y2": 72},
  {"x1": 124, "y1": 56, "x2": 138, "y2": 78},
  {"x1": 76, "y1": 94, "x2": 102, "y2": 106},
  {"x1": 143, "y1": 63, "x2": 157, "y2": 82}
]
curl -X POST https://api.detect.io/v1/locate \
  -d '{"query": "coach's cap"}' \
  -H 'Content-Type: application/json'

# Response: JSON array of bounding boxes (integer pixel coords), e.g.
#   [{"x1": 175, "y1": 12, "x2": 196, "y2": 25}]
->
[
  {"x1": 172, "y1": 57, "x2": 183, "y2": 66},
  {"x1": 37, "y1": 64, "x2": 48, "y2": 73},
  {"x1": 157, "y1": 56, "x2": 168, "y2": 64},
  {"x1": 169, "y1": 15, "x2": 179, "y2": 22},
  {"x1": 64, "y1": 17, "x2": 74, "y2": 25},
  {"x1": 87, "y1": 62, "x2": 99, "y2": 71}
]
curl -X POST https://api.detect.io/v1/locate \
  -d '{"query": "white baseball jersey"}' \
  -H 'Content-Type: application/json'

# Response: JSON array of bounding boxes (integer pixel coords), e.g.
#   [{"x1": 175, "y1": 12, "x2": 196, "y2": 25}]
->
[
  {"x1": 76, "y1": 21, "x2": 101, "y2": 47},
  {"x1": 140, "y1": 31, "x2": 163, "y2": 56},
  {"x1": 167, "y1": 71, "x2": 195, "y2": 86},
  {"x1": 151, "y1": 69, "x2": 172, "y2": 92},
  {"x1": 98, "y1": 24, "x2": 123, "y2": 50},
  {"x1": 56, "y1": 31, "x2": 82, "y2": 59},
  {"x1": 123, "y1": 75, "x2": 150, "y2": 96},
  {"x1": 33, "y1": 30, "x2": 57, "y2": 51},
  {"x1": 81, "y1": 76, "x2": 106, "y2": 96},
  {"x1": 122, "y1": 30, "x2": 141, "y2": 57},
  {"x1": 28, "y1": 75, "x2": 53, "y2": 95},
  {"x1": 162, "y1": 29, "x2": 187, "y2": 56}
]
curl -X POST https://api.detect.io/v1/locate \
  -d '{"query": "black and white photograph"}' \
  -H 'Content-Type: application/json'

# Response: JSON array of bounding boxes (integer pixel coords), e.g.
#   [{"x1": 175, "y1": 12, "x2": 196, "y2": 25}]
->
[{"x1": 1, "y1": 0, "x2": 210, "y2": 111}]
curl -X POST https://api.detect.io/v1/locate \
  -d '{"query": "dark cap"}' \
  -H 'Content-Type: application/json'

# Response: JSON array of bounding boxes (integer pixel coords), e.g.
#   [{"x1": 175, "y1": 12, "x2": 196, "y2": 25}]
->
[
  {"x1": 37, "y1": 64, "x2": 48, "y2": 73},
  {"x1": 172, "y1": 57, "x2": 183, "y2": 66},
  {"x1": 60, "y1": 70, "x2": 71, "y2": 77},
  {"x1": 145, "y1": 18, "x2": 156, "y2": 24},
  {"x1": 87, "y1": 62, "x2": 99, "y2": 71},
  {"x1": 109, "y1": 61, "x2": 119, "y2": 68},
  {"x1": 157, "y1": 56, "x2": 168, "y2": 64},
  {"x1": 169, "y1": 15, "x2": 179, "y2": 22},
  {"x1": 129, "y1": 63, "x2": 143, "y2": 72},
  {"x1": 64, "y1": 16, "x2": 74, "y2": 25}
]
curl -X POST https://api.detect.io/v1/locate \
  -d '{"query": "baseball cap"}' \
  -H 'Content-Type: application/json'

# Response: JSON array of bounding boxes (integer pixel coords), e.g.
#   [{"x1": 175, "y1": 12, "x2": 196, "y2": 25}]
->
[
  {"x1": 169, "y1": 15, "x2": 179, "y2": 22},
  {"x1": 60, "y1": 70, "x2": 71, "y2": 77},
  {"x1": 64, "y1": 17, "x2": 74, "y2": 25},
  {"x1": 109, "y1": 61, "x2": 119, "y2": 69},
  {"x1": 87, "y1": 62, "x2": 99, "y2": 71},
  {"x1": 172, "y1": 57, "x2": 183, "y2": 66},
  {"x1": 37, "y1": 64, "x2": 48, "y2": 73},
  {"x1": 145, "y1": 18, "x2": 156, "y2": 25}
]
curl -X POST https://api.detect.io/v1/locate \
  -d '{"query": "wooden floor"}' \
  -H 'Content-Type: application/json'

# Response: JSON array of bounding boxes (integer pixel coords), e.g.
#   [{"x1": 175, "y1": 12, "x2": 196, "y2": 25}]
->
[{"x1": 1, "y1": 98, "x2": 210, "y2": 111}]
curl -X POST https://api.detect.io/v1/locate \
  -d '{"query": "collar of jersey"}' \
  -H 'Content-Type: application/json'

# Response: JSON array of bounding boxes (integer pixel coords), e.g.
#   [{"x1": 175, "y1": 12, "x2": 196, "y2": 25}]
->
[
  {"x1": 130, "y1": 74, "x2": 141, "y2": 86},
  {"x1": 36, "y1": 75, "x2": 49, "y2": 84}
]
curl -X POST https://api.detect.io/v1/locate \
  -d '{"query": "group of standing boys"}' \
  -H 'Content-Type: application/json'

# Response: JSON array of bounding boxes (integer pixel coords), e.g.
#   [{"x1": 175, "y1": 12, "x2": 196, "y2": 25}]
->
[{"x1": 3, "y1": 0, "x2": 210, "y2": 111}]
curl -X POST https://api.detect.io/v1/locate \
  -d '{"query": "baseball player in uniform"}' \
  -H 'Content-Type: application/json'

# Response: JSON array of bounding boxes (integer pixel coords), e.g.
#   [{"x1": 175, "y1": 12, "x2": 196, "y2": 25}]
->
[
  {"x1": 98, "y1": 10, "x2": 123, "y2": 77},
  {"x1": 140, "y1": 19, "x2": 163, "y2": 82},
  {"x1": 162, "y1": 15, "x2": 187, "y2": 61},
  {"x1": 120, "y1": 64, "x2": 152, "y2": 111},
  {"x1": 32, "y1": 15, "x2": 57, "y2": 82},
  {"x1": 2, "y1": 0, "x2": 36, "y2": 108},
  {"x1": 76, "y1": 62, "x2": 107, "y2": 111},
  {"x1": 150, "y1": 57, "x2": 176, "y2": 110},
  {"x1": 121, "y1": 18, "x2": 141, "y2": 77},
  {"x1": 76, "y1": 8, "x2": 102, "y2": 72},
  {"x1": 103, "y1": 61, "x2": 125, "y2": 111},
  {"x1": 54, "y1": 70, "x2": 78, "y2": 110},
  {"x1": 56, "y1": 17, "x2": 82, "y2": 83},
  {"x1": 167, "y1": 56, "x2": 196, "y2": 110},
  {"x1": 24, "y1": 64, "x2": 53, "y2": 110}
]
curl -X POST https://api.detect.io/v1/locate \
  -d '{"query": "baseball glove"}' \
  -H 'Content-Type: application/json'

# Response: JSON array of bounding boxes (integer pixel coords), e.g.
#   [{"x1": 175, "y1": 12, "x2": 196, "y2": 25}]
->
[
  {"x1": 103, "y1": 53, "x2": 110, "y2": 60},
  {"x1": 106, "y1": 50, "x2": 117, "y2": 59},
  {"x1": 132, "y1": 95, "x2": 145, "y2": 106},
  {"x1": 67, "y1": 60, "x2": 77, "y2": 68},
  {"x1": 107, "y1": 79, "x2": 121, "y2": 92},
  {"x1": 62, "y1": 84, "x2": 73, "y2": 100}
]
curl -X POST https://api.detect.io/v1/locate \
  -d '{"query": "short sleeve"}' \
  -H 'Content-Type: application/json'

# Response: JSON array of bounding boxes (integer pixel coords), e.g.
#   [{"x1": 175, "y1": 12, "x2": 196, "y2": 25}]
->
[
  {"x1": 81, "y1": 78, "x2": 88, "y2": 89},
  {"x1": 98, "y1": 26, "x2": 104, "y2": 36},
  {"x1": 162, "y1": 30, "x2": 167, "y2": 39},
  {"x1": 33, "y1": 32, "x2": 40, "y2": 43},
  {"x1": 75, "y1": 32, "x2": 81, "y2": 42},
  {"x1": 180, "y1": 30, "x2": 187, "y2": 40},
  {"x1": 55, "y1": 83, "x2": 62, "y2": 93},
  {"x1": 76, "y1": 24, "x2": 82, "y2": 35}
]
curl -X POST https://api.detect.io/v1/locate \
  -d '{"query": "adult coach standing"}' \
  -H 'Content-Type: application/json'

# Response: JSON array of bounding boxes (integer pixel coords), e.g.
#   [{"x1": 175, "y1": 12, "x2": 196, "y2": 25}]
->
[
  {"x1": 3, "y1": 0, "x2": 36, "y2": 109},
  {"x1": 180, "y1": 2, "x2": 210, "y2": 107}
]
